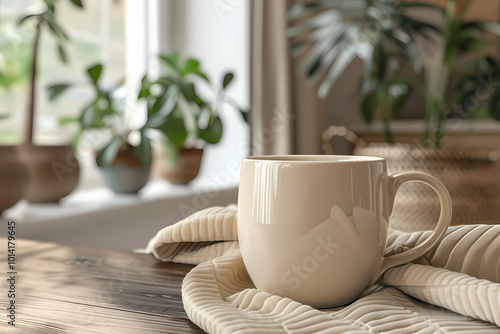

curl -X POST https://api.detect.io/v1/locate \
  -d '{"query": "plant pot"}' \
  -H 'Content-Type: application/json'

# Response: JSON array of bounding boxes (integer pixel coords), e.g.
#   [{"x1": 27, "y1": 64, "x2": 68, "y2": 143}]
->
[
  {"x1": 99, "y1": 146, "x2": 150, "y2": 194},
  {"x1": 322, "y1": 126, "x2": 500, "y2": 231},
  {"x1": 354, "y1": 143, "x2": 500, "y2": 231},
  {"x1": 155, "y1": 148, "x2": 203, "y2": 185},
  {"x1": 0, "y1": 146, "x2": 28, "y2": 213},
  {"x1": 18, "y1": 143, "x2": 80, "y2": 203}
]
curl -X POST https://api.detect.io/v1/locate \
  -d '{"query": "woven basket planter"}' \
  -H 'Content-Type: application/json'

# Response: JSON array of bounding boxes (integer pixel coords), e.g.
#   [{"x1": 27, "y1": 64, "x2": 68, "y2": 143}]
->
[{"x1": 322, "y1": 126, "x2": 500, "y2": 232}]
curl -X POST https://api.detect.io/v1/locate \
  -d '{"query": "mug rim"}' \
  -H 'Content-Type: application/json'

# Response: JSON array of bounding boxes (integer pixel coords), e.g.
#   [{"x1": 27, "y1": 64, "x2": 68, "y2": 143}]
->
[{"x1": 244, "y1": 155, "x2": 385, "y2": 163}]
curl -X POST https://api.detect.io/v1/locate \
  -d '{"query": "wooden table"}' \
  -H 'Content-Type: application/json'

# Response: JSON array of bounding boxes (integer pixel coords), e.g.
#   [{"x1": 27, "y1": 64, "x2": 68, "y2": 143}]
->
[{"x1": 0, "y1": 238, "x2": 205, "y2": 333}]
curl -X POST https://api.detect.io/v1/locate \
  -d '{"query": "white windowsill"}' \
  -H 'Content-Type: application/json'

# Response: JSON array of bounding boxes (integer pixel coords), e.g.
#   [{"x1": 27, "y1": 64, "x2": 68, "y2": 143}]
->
[{"x1": 2, "y1": 178, "x2": 238, "y2": 251}]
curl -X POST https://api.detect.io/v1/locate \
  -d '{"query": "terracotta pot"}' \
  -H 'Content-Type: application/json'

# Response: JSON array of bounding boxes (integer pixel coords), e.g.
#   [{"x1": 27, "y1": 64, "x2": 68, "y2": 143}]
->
[
  {"x1": 18, "y1": 144, "x2": 80, "y2": 203},
  {"x1": 0, "y1": 146, "x2": 28, "y2": 213},
  {"x1": 155, "y1": 148, "x2": 203, "y2": 184},
  {"x1": 99, "y1": 145, "x2": 150, "y2": 194}
]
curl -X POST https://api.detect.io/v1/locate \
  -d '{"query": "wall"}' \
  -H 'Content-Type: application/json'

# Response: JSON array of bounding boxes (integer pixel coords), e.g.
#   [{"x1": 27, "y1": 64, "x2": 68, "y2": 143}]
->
[{"x1": 162, "y1": 0, "x2": 251, "y2": 184}]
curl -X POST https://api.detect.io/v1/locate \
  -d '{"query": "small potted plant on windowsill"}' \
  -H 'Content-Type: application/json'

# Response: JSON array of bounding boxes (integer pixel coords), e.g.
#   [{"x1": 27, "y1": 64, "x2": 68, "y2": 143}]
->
[
  {"x1": 139, "y1": 53, "x2": 248, "y2": 184},
  {"x1": 49, "y1": 64, "x2": 153, "y2": 194}
]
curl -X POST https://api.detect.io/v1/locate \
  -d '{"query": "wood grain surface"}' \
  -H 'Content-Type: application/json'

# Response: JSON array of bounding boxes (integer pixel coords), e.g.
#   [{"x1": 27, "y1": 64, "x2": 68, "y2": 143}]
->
[{"x1": 0, "y1": 238, "x2": 205, "y2": 333}]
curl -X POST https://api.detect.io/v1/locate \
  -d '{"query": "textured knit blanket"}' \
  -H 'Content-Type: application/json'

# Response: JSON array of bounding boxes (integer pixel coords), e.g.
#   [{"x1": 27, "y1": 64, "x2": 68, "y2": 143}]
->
[{"x1": 145, "y1": 206, "x2": 500, "y2": 334}]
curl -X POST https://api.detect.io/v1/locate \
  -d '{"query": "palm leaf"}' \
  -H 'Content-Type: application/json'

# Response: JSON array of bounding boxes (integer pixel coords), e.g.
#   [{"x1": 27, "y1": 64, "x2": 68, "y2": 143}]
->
[
  {"x1": 47, "y1": 83, "x2": 71, "y2": 101},
  {"x1": 319, "y1": 45, "x2": 357, "y2": 98},
  {"x1": 288, "y1": 0, "x2": 442, "y2": 98},
  {"x1": 96, "y1": 136, "x2": 123, "y2": 167}
]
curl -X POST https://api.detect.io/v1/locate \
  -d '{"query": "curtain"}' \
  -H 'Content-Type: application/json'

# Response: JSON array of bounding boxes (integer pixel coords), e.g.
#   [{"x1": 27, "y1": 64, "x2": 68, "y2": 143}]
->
[{"x1": 250, "y1": 0, "x2": 333, "y2": 155}]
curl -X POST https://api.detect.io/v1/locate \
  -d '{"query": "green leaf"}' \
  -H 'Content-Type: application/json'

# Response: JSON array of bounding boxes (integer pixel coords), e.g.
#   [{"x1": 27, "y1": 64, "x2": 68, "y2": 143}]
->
[
  {"x1": 181, "y1": 82, "x2": 197, "y2": 100},
  {"x1": 194, "y1": 71, "x2": 210, "y2": 82},
  {"x1": 482, "y1": 22, "x2": 500, "y2": 37},
  {"x1": 138, "y1": 75, "x2": 151, "y2": 99},
  {"x1": 159, "y1": 53, "x2": 181, "y2": 73},
  {"x1": 48, "y1": 84, "x2": 71, "y2": 101},
  {"x1": 222, "y1": 73, "x2": 234, "y2": 89},
  {"x1": 391, "y1": 86, "x2": 412, "y2": 115},
  {"x1": 199, "y1": 116, "x2": 223, "y2": 144},
  {"x1": 145, "y1": 85, "x2": 179, "y2": 123},
  {"x1": 96, "y1": 136, "x2": 123, "y2": 167},
  {"x1": 393, "y1": 34, "x2": 422, "y2": 73},
  {"x1": 374, "y1": 39, "x2": 387, "y2": 83},
  {"x1": 398, "y1": 14, "x2": 442, "y2": 36},
  {"x1": 138, "y1": 88, "x2": 150, "y2": 99},
  {"x1": 57, "y1": 44, "x2": 68, "y2": 64},
  {"x1": 180, "y1": 83, "x2": 203, "y2": 105},
  {"x1": 445, "y1": 0, "x2": 456, "y2": 29},
  {"x1": 161, "y1": 137, "x2": 180, "y2": 166},
  {"x1": 287, "y1": 0, "x2": 444, "y2": 105},
  {"x1": 47, "y1": 21, "x2": 69, "y2": 41},
  {"x1": 182, "y1": 58, "x2": 200, "y2": 76},
  {"x1": 59, "y1": 117, "x2": 78, "y2": 125},
  {"x1": 399, "y1": 3, "x2": 445, "y2": 11},
  {"x1": 134, "y1": 133, "x2": 152, "y2": 166},
  {"x1": 156, "y1": 113, "x2": 188, "y2": 147},
  {"x1": 458, "y1": 38, "x2": 489, "y2": 52},
  {"x1": 70, "y1": 130, "x2": 83, "y2": 148},
  {"x1": 87, "y1": 64, "x2": 103, "y2": 85},
  {"x1": 240, "y1": 109, "x2": 249, "y2": 123},
  {"x1": 318, "y1": 45, "x2": 357, "y2": 98},
  {"x1": 359, "y1": 43, "x2": 374, "y2": 94},
  {"x1": 361, "y1": 93, "x2": 377, "y2": 124},
  {"x1": 147, "y1": 93, "x2": 168, "y2": 117},
  {"x1": 299, "y1": 28, "x2": 348, "y2": 79},
  {"x1": 69, "y1": 0, "x2": 83, "y2": 8},
  {"x1": 18, "y1": 14, "x2": 40, "y2": 26},
  {"x1": 287, "y1": 2, "x2": 333, "y2": 21},
  {"x1": 43, "y1": 0, "x2": 56, "y2": 12},
  {"x1": 80, "y1": 101, "x2": 101, "y2": 128}
]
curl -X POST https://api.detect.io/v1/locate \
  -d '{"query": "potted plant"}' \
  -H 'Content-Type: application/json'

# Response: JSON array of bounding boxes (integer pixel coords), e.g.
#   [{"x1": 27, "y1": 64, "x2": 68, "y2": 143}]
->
[
  {"x1": 290, "y1": 0, "x2": 500, "y2": 228},
  {"x1": 16, "y1": 0, "x2": 84, "y2": 203},
  {"x1": 0, "y1": 21, "x2": 31, "y2": 213},
  {"x1": 139, "y1": 53, "x2": 248, "y2": 184},
  {"x1": 49, "y1": 64, "x2": 153, "y2": 194},
  {"x1": 421, "y1": 0, "x2": 500, "y2": 146}
]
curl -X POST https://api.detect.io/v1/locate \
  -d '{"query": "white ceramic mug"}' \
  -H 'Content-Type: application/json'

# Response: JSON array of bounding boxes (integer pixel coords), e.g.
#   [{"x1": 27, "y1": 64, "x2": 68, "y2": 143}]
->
[{"x1": 238, "y1": 155, "x2": 452, "y2": 308}]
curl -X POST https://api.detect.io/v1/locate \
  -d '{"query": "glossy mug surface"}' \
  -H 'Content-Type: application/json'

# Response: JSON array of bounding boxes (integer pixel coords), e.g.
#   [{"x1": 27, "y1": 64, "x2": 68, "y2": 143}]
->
[{"x1": 238, "y1": 155, "x2": 452, "y2": 308}]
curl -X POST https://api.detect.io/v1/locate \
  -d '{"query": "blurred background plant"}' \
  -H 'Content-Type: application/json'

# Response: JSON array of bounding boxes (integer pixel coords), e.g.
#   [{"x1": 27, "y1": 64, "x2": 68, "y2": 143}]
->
[
  {"x1": 18, "y1": 0, "x2": 84, "y2": 144},
  {"x1": 288, "y1": 0, "x2": 442, "y2": 143},
  {"x1": 424, "y1": 0, "x2": 500, "y2": 147},
  {"x1": 289, "y1": 0, "x2": 500, "y2": 147},
  {"x1": 48, "y1": 63, "x2": 155, "y2": 167},
  {"x1": 139, "y1": 53, "x2": 248, "y2": 165}
]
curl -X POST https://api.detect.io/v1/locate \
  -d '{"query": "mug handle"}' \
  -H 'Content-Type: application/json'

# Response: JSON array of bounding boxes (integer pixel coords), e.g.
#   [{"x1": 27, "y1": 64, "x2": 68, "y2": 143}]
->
[{"x1": 378, "y1": 171, "x2": 452, "y2": 275}]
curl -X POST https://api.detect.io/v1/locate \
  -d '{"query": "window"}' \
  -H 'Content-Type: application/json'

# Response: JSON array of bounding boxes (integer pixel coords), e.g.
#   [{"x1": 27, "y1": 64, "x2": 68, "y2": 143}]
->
[
  {"x1": 0, "y1": 0, "x2": 126, "y2": 145},
  {"x1": 1, "y1": 0, "x2": 250, "y2": 189}
]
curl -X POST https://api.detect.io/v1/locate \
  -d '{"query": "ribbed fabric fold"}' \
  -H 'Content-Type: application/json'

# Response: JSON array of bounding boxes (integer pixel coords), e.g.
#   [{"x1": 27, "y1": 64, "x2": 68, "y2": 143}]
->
[{"x1": 146, "y1": 207, "x2": 500, "y2": 333}]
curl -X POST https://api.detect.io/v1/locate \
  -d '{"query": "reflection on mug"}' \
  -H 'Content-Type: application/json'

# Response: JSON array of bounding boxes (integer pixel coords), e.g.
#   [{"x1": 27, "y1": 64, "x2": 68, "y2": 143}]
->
[{"x1": 281, "y1": 206, "x2": 387, "y2": 292}]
